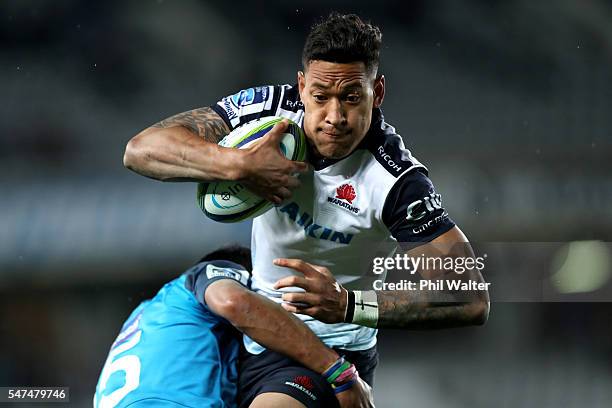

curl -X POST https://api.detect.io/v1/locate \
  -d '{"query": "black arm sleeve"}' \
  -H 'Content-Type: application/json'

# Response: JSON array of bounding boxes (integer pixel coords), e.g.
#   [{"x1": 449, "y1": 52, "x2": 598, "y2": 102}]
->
[
  {"x1": 382, "y1": 168, "x2": 455, "y2": 246},
  {"x1": 183, "y1": 260, "x2": 251, "y2": 306}
]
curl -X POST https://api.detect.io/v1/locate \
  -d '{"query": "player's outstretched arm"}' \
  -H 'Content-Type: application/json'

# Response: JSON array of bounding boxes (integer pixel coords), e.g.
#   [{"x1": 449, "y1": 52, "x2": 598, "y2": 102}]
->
[
  {"x1": 274, "y1": 226, "x2": 489, "y2": 329},
  {"x1": 375, "y1": 227, "x2": 490, "y2": 329},
  {"x1": 205, "y1": 279, "x2": 374, "y2": 408},
  {"x1": 123, "y1": 109, "x2": 309, "y2": 203},
  {"x1": 206, "y1": 279, "x2": 337, "y2": 372}
]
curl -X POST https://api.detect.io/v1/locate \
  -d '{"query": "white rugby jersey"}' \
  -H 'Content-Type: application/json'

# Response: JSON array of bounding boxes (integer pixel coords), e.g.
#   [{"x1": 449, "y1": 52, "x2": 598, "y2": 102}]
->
[{"x1": 212, "y1": 85, "x2": 455, "y2": 352}]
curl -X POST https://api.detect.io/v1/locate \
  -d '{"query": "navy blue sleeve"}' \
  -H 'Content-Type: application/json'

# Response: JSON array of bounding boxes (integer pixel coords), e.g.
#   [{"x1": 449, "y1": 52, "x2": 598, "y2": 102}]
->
[
  {"x1": 183, "y1": 260, "x2": 251, "y2": 306},
  {"x1": 210, "y1": 85, "x2": 281, "y2": 130},
  {"x1": 382, "y1": 169, "x2": 455, "y2": 245}
]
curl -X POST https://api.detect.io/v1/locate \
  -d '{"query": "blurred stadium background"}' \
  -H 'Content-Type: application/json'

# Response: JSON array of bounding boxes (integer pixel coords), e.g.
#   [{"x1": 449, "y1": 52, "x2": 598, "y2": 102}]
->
[{"x1": 1, "y1": 0, "x2": 611, "y2": 406}]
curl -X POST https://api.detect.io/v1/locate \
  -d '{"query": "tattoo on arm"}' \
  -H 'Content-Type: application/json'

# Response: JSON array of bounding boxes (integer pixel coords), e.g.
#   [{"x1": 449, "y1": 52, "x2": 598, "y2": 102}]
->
[
  {"x1": 374, "y1": 240, "x2": 489, "y2": 329},
  {"x1": 377, "y1": 290, "x2": 478, "y2": 329},
  {"x1": 151, "y1": 107, "x2": 230, "y2": 143}
]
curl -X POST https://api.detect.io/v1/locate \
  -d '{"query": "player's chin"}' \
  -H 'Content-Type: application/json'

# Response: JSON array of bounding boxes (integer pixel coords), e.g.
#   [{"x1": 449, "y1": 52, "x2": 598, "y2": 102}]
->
[
  {"x1": 320, "y1": 147, "x2": 351, "y2": 159},
  {"x1": 315, "y1": 140, "x2": 354, "y2": 159}
]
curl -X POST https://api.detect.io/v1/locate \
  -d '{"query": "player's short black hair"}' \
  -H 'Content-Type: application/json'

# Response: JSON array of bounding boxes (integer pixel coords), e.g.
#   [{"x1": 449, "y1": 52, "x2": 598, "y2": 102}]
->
[
  {"x1": 302, "y1": 13, "x2": 383, "y2": 75},
  {"x1": 198, "y1": 244, "x2": 252, "y2": 271}
]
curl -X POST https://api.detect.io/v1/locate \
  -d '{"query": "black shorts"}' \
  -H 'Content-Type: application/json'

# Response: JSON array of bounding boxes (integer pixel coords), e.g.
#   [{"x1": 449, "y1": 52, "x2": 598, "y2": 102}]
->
[{"x1": 237, "y1": 345, "x2": 378, "y2": 408}]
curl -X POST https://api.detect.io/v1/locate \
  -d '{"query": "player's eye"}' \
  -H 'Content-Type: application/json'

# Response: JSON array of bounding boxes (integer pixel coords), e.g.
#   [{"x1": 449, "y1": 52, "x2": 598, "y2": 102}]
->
[
  {"x1": 312, "y1": 94, "x2": 327, "y2": 102},
  {"x1": 345, "y1": 94, "x2": 361, "y2": 103}
]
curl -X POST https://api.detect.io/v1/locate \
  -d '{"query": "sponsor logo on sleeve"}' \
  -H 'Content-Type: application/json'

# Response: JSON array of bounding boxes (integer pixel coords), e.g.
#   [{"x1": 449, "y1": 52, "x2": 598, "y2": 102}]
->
[
  {"x1": 229, "y1": 87, "x2": 269, "y2": 108},
  {"x1": 377, "y1": 145, "x2": 403, "y2": 173},
  {"x1": 230, "y1": 88, "x2": 255, "y2": 107},
  {"x1": 405, "y1": 193, "x2": 443, "y2": 222},
  {"x1": 220, "y1": 86, "x2": 271, "y2": 123},
  {"x1": 221, "y1": 98, "x2": 239, "y2": 121},
  {"x1": 205, "y1": 264, "x2": 249, "y2": 285},
  {"x1": 412, "y1": 211, "x2": 448, "y2": 234},
  {"x1": 404, "y1": 193, "x2": 449, "y2": 233},
  {"x1": 282, "y1": 98, "x2": 304, "y2": 111}
]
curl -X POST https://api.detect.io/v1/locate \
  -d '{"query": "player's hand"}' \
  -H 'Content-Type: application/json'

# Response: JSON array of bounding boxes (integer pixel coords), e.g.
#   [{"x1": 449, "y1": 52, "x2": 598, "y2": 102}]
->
[
  {"x1": 239, "y1": 119, "x2": 310, "y2": 204},
  {"x1": 336, "y1": 375, "x2": 375, "y2": 408},
  {"x1": 273, "y1": 258, "x2": 347, "y2": 323}
]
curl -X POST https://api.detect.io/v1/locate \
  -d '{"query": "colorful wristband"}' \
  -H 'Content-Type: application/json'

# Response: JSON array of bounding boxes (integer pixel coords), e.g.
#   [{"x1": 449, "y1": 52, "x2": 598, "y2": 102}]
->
[
  {"x1": 335, "y1": 364, "x2": 357, "y2": 384},
  {"x1": 322, "y1": 356, "x2": 358, "y2": 393},
  {"x1": 322, "y1": 357, "x2": 345, "y2": 379},
  {"x1": 332, "y1": 378, "x2": 356, "y2": 394}
]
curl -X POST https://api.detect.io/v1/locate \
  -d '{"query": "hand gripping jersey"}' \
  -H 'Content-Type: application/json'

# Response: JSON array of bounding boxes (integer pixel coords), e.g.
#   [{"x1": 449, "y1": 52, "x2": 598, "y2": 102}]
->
[
  {"x1": 212, "y1": 85, "x2": 455, "y2": 352},
  {"x1": 94, "y1": 260, "x2": 250, "y2": 408}
]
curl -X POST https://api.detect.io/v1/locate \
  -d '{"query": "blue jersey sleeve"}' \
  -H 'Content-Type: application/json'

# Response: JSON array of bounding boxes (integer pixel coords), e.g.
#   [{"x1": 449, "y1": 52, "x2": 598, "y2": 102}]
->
[
  {"x1": 382, "y1": 168, "x2": 455, "y2": 245},
  {"x1": 184, "y1": 260, "x2": 251, "y2": 306}
]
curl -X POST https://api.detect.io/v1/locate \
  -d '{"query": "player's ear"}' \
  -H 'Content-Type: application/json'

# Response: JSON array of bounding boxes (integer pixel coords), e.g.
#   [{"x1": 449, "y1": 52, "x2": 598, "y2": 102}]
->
[
  {"x1": 373, "y1": 74, "x2": 385, "y2": 108},
  {"x1": 298, "y1": 70, "x2": 306, "y2": 97}
]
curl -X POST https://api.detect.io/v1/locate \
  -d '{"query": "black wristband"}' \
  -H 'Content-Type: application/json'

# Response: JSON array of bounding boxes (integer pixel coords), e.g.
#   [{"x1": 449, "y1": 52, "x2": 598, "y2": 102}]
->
[{"x1": 344, "y1": 290, "x2": 355, "y2": 323}]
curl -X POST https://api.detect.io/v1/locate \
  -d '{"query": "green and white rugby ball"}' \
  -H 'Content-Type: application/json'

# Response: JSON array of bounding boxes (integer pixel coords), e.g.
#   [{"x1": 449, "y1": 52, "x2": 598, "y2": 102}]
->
[{"x1": 197, "y1": 116, "x2": 307, "y2": 223}]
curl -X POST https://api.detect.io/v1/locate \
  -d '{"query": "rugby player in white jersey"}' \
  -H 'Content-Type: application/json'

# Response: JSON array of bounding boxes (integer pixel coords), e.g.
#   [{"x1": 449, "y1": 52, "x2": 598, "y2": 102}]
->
[{"x1": 124, "y1": 13, "x2": 489, "y2": 408}]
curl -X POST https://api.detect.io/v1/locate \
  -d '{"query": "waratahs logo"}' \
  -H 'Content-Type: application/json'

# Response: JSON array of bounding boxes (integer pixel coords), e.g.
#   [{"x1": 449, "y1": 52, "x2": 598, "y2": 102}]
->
[
  {"x1": 293, "y1": 375, "x2": 315, "y2": 391},
  {"x1": 285, "y1": 375, "x2": 317, "y2": 401},
  {"x1": 327, "y1": 183, "x2": 360, "y2": 214},
  {"x1": 336, "y1": 184, "x2": 356, "y2": 203}
]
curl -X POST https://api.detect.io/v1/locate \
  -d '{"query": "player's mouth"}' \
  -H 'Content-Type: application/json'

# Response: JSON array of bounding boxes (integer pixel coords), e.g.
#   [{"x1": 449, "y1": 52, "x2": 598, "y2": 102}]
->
[{"x1": 320, "y1": 128, "x2": 350, "y2": 138}]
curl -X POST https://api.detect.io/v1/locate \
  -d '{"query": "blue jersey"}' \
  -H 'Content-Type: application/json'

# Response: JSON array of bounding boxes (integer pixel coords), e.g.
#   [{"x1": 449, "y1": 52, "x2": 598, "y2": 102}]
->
[{"x1": 94, "y1": 260, "x2": 251, "y2": 408}]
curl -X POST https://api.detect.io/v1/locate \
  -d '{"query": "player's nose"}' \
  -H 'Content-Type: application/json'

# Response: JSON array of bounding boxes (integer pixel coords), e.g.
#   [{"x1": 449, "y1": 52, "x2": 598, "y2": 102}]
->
[{"x1": 324, "y1": 98, "x2": 346, "y2": 127}]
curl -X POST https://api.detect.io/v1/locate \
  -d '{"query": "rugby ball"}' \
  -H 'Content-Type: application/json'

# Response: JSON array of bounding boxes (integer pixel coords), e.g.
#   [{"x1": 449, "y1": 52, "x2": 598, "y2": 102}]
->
[{"x1": 197, "y1": 116, "x2": 307, "y2": 223}]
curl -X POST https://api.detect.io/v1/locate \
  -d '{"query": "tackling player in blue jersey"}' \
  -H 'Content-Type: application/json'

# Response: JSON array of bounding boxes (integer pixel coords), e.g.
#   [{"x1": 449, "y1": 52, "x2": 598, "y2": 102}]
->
[
  {"x1": 123, "y1": 12, "x2": 489, "y2": 408},
  {"x1": 94, "y1": 245, "x2": 373, "y2": 408}
]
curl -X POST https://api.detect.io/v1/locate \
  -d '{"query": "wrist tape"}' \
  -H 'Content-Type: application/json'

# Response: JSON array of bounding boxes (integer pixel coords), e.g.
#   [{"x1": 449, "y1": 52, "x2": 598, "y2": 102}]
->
[{"x1": 344, "y1": 290, "x2": 378, "y2": 328}]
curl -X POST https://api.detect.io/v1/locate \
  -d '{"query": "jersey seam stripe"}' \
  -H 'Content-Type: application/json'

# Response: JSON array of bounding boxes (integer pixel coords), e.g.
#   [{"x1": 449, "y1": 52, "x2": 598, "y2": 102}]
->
[
  {"x1": 210, "y1": 104, "x2": 234, "y2": 130},
  {"x1": 271, "y1": 84, "x2": 282, "y2": 117},
  {"x1": 396, "y1": 163, "x2": 428, "y2": 180}
]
